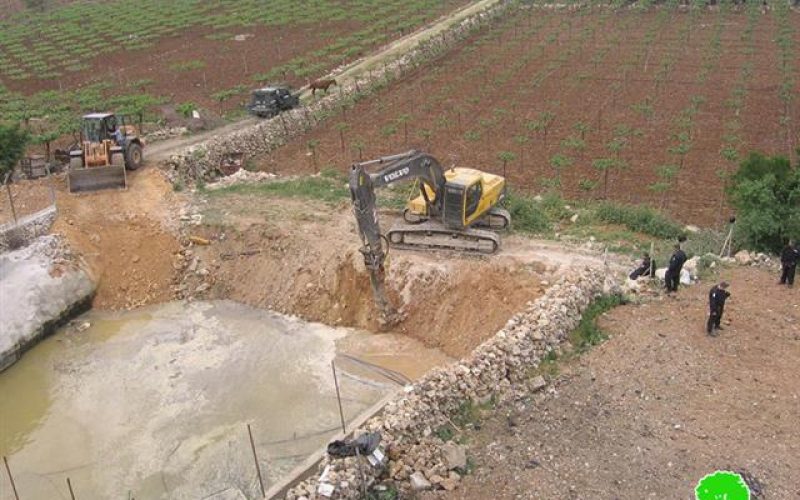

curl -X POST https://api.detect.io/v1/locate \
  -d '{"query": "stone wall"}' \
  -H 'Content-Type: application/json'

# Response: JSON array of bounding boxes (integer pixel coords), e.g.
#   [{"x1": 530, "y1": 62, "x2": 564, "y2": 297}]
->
[
  {"x1": 285, "y1": 267, "x2": 610, "y2": 499},
  {"x1": 0, "y1": 204, "x2": 57, "y2": 253},
  {"x1": 163, "y1": 1, "x2": 513, "y2": 183}
]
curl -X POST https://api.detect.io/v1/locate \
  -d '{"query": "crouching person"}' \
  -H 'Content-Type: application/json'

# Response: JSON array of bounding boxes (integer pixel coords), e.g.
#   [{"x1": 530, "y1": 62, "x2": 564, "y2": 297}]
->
[{"x1": 629, "y1": 252, "x2": 655, "y2": 280}]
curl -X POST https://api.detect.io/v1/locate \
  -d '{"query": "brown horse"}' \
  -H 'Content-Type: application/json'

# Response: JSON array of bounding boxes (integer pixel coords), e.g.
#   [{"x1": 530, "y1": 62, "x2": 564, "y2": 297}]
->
[{"x1": 309, "y1": 78, "x2": 337, "y2": 96}]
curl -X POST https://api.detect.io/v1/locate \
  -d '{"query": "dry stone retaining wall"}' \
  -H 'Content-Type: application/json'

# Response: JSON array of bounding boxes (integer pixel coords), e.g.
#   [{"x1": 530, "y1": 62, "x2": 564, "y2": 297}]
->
[
  {"x1": 285, "y1": 266, "x2": 610, "y2": 499},
  {"x1": 164, "y1": 1, "x2": 514, "y2": 184}
]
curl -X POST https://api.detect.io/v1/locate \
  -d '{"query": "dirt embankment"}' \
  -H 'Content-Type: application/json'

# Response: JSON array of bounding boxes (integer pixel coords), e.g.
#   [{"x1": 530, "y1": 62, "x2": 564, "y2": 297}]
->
[
  {"x1": 182, "y1": 194, "x2": 608, "y2": 357},
  {"x1": 46, "y1": 169, "x2": 183, "y2": 310},
  {"x1": 427, "y1": 266, "x2": 800, "y2": 499}
]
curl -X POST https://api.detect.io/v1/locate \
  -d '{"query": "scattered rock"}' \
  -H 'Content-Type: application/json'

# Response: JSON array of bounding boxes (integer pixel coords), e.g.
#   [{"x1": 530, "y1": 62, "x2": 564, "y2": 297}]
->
[
  {"x1": 442, "y1": 443, "x2": 467, "y2": 470},
  {"x1": 410, "y1": 471, "x2": 432, "y2": 491},
  {"x1": 735, "y1": 250, "x2": 752, "y2": 265},
  {"x1": 530, "y1": 375, "x2": 547, "y2": 392}
]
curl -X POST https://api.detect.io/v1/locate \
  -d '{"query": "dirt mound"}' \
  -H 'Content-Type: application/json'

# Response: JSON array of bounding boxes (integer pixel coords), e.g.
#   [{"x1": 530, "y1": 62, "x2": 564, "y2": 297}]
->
[
  {"x1": 430, "y1": 266, "x2": 800, "y2": 499},
  {"x1": 50, "y1": 168, "x2": 182, "y2": 310}
]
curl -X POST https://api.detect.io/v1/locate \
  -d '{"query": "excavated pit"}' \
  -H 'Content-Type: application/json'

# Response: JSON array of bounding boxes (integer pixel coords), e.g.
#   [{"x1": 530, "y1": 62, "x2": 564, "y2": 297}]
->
[
  {"x1": 178, "y1": 196, "x2": 607, "y2": 359},
  {"x1": 0, "y1": 300, "x2": 451, "y2": 499}
]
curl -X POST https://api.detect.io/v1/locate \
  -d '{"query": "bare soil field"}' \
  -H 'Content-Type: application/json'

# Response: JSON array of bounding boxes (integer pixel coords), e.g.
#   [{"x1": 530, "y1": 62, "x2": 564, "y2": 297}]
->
[
  {"x1": 423, "y1": 266, "x2": 800, "y2": 499},
  {"x1": 259, "y1": 5, "x2": 800, "y2": 226}
]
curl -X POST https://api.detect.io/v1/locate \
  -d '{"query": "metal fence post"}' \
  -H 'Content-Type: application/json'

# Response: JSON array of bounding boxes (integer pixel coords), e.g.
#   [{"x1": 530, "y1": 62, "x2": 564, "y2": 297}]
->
[
  {"x1": 4, "y1": 173, "x2": 17, "y2": 224},
  {"x1": 247, "y1": 424, "x2": 266, "y2": 498},
  {"x1": 4, "y1": 456, "x2": 20, "y2": 500},
  {"x1": 332, "y1": 360, "x2": 346, "y2": 434}
]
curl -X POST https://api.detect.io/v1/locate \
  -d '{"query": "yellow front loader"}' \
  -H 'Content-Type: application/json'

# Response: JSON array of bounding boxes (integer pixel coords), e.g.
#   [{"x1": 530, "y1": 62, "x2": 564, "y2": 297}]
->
[{"x1": 68, "y1": 113, "x2": 144, "y2": 193}]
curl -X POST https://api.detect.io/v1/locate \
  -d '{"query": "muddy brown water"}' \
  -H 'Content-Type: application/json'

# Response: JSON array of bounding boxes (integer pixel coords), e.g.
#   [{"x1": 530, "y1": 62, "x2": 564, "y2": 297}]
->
[{"x1": 0, "y1": 300, "x2": 450, "y2": 499}]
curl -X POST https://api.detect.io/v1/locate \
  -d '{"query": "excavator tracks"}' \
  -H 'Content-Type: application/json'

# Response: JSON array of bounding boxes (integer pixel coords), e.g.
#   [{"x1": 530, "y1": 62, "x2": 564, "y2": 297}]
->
[{"x1": 386, "y1": 221, "x2": 500, "y2": 254}]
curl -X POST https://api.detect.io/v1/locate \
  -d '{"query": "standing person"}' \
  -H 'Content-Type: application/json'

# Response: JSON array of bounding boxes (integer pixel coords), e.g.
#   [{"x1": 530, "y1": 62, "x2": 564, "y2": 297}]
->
[
  {"x1": 707, "y1": 281, "x2": 730, "y2": 336},
  {"x1": 779, "y1": 239, "x2": 799, "y2": 288},
  {"x1": 664, "y1": 243, "x2": 687, "y2": 293}
]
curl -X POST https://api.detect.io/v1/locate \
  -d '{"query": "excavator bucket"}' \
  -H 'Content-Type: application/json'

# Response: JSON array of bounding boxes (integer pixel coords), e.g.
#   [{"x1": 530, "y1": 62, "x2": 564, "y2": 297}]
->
[{"x1": 68, "y1": 165, "x2": 127, "y2": 193}]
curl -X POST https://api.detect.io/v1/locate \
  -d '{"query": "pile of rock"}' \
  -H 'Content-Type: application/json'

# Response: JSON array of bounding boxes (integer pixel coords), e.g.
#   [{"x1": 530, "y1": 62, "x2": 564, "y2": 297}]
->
[
  {"x1": 163, "y1": 1, "x2": 511, "y2": 184},
  {"x1": 285, "y1": 267, "x2": 608, "y2": 499},
  {"x1": 204, "y1": 169, "x2": 277, "y2": 190},
  {"x1": 731, "y1": 250, "x2": 777, "y2": 269},
  {"x1": 170, "y1": 204, "x2": 221, "y2": 300},
  {"x1": 143, "y1": 126, "x2": 188, "y2": 143}
]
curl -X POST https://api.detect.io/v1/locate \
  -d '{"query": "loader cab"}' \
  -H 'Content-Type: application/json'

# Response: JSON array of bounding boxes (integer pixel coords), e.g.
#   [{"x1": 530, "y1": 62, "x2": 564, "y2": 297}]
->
[{"x1": 82, "y1": 113, "x2": 117, "y2": 143}]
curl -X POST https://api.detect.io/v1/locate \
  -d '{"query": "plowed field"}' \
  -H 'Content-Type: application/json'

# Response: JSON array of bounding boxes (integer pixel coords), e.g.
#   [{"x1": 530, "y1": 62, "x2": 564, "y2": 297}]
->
[{"x1": 261, "y1": 4, "x2": 800, "y2": 226}]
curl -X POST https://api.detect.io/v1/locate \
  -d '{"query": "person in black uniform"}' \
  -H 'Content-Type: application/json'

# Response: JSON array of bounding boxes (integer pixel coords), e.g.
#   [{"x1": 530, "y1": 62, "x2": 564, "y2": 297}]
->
[
  {"x1": 629, "y1": 252, "x2": 655, "y2": 280},
  {"x1": 664, "y1": 244, "x2": 687, "y2": 293},
  {"x1": 707, "y1": 281, "x2": 730, "y2": 336},
  {"x1": 779, "y1": 239, "x2": 798, "y2": 288}
]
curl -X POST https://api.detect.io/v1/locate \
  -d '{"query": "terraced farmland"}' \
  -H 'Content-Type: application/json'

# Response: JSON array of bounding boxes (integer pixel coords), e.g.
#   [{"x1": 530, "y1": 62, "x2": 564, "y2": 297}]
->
[
  {"x1": 0, "y1": 0, "x2": 471, "y2": 126},
  {"x1": 261, "y1": 1, "x2": 800, "y2": 226}
]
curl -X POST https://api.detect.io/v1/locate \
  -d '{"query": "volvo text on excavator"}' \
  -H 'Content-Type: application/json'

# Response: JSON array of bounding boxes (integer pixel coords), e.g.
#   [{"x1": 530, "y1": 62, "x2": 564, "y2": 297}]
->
[{"x1": 348, "y1": 150, "x2": 511, "y2": 324}]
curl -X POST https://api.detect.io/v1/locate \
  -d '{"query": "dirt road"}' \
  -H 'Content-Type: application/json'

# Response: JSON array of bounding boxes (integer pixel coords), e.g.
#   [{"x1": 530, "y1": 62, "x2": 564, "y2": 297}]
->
[
  {"x1": 146, "y1": 0, "x2": 501, "y2": 162},
  {"x1": 424, "y1": 266, "x2": 800, "y2": 499}
]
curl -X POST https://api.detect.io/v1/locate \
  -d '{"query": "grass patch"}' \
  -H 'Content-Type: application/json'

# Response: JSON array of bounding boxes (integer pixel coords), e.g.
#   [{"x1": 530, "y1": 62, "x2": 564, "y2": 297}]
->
[
  {"x1": 594, "y1": 202, "x2": 684, "y2": 240},
  {"x1": 568, "y1": 294, "x2": 627, "y2": 353},
  {"x1": 504, "y1": 191, "x2": 552, "y2": 233},
  {"x1": 207, "y1": 174, "x2": 349, "y2": 203}
]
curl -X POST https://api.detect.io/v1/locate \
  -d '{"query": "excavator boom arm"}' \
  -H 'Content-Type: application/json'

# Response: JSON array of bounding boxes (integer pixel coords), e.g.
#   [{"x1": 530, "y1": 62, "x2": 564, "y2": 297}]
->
[{"x1": 348, "y1": 150, "x2": 447, "y2": 325}]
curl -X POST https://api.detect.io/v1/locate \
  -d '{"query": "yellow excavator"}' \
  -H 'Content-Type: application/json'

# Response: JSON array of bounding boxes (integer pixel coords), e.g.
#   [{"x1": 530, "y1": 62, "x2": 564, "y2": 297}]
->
[{"x1": 348, "y1": 150, "x2": 510, "y2": 324}]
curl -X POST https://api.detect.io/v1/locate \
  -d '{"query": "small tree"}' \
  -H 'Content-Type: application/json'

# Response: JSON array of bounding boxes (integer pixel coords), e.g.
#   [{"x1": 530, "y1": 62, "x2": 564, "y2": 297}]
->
[
  {"x1": 561, "y1": 135, "x2": 586, "y2": 160},
  {"x1": 727, "y1": 152, "x2": 800, "y2": 252},
  {"x1": 335, "y1": 122, "x2": 350, "y2": 153},
  {"x1": 573, "y1": 121, "x2": 591, "y2": 140},
  {"x1": 592, "y1": 158, "x2": 616, "y2": 199},
  {"x1": 514, "y1": 135, "x2": 529, "y2": 168},
  {"x1": 0, "y1": 124, "x2": 29, "y2": 182},
  {"x1": 417, "y1": 128, "x2": 433, "y2": 149},
  {"x1": 549, "y1": 153, "x2": 574, "y2": 192},
  {"x1": 668, "y1": 132, "x2": 692, "y2": 170},
  {"x1": 648, "y1": 163, "x2": 679, "y2": 209},
  {"x1": 351, "y1": 139, "x2": 365, "y2": 161},
  {"x1": 396, "y1": 114, "x2": 411, "y2": 144},
  {"x1": 497, "y1": 151, "x2": 516, "y2": 178},
  {"x1": 307, "y1": 139, "x2": 319, "y2": 169}
]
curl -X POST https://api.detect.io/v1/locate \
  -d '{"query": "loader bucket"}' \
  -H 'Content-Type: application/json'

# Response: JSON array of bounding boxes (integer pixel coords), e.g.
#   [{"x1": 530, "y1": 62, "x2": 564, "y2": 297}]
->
[{"x1": 68, "y1": 165, "x2": 127, "y2": 193}]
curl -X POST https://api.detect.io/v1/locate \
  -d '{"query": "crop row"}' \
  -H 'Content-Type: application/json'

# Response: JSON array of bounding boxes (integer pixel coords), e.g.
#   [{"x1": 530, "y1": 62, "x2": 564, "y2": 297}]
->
[{"x1": 0, "y1": 0, "x2": 465, "y2": 81}]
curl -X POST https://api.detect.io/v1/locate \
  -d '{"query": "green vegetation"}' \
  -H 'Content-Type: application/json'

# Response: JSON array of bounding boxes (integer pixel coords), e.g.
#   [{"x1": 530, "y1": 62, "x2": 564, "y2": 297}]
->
[
  {"x1": 569, "y1": 295, "x2": 627, "y2": 353},
  {"x1": 169, "y1": 59, "x2": 206, "y2": 72},
  {"x1": 0, "y1": 0, "x2": 466, "y2": 126},
  {"x1": 0, "y1": 124, "x2": 30, "y2": 182},
  {"x1": 593, "y1": 202, "x2": 683, "y2": 240},
  {"x1": 504, "y1": 191, "x2": 552, "y2": 234},
  {"x1": 207, "y1": 171, "x2": 349, "y2": 203},
  {"x1": 727, "y1": 152, "x2": 800, "y2": 252}
]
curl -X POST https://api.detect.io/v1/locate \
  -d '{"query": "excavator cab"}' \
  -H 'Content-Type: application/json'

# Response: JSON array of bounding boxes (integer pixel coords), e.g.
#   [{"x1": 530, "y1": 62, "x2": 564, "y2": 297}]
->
[
  {"x1": 405, "y1": 168, "x2": 507, "y2": 230},
  {"x1": 68, "y1": 113, "x2": 144, "y2": 193}
]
